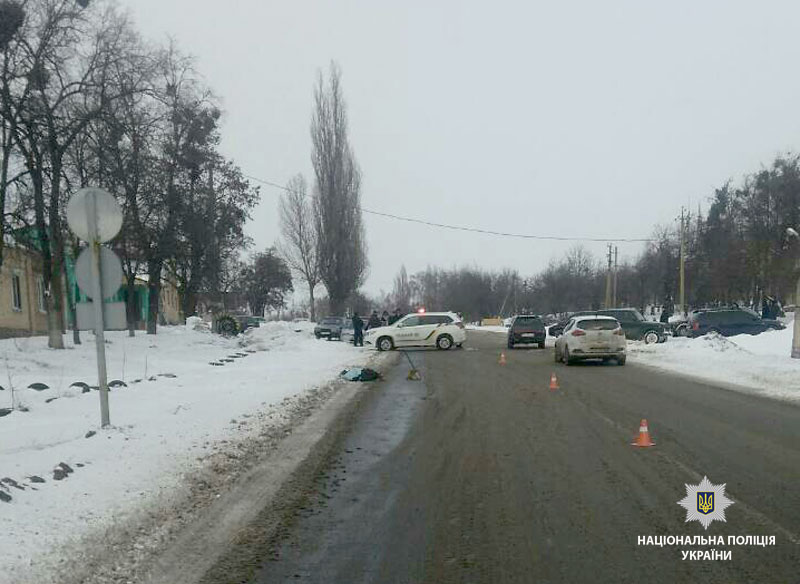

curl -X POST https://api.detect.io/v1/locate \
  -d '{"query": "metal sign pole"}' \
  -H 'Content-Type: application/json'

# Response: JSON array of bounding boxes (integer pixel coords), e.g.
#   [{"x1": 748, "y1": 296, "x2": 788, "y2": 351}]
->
[{"x1": 89, "y1": 192, "x2": 111, "y2": 427}]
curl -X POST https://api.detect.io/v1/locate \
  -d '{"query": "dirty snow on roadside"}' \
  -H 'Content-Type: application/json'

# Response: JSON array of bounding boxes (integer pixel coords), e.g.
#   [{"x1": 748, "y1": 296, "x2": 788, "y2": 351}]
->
[
  {"x1": 629, "y1": 325, "x2": 800, "y2": 402},
  {"x1": 466, "y1": 325, "x2": 508, "y2": 334},
  {"x1": 0, "y1": 321, "x2": 369, "y2": 584}
]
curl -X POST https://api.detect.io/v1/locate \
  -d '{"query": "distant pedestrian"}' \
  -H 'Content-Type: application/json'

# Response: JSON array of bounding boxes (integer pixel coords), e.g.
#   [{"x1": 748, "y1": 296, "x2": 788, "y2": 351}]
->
[
  {"x1": 381, "y1": 310, "x2": 390, "y2": 326},
  {"x1": 762, "y1": 297, "x2": 771, "y2": 319},
  {"x1": 367, "y1": 310, "x2": 382, "y2": 330},
  {"x1": 352, "y1": 313, "x2": 364, "y2": 346},
  {"x1": 388, "y1": 308, "x2": 403, "y2": 325}
]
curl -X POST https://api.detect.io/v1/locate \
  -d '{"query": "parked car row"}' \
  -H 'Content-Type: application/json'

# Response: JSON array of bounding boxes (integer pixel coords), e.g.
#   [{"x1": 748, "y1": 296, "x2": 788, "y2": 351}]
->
[
  {"x1": 313, "y1": 305, "x2": 785, "y2": 361},
  {"x1": 549, "y1": 308, "x2": 668, "y2": 344},
  {"x1": 548, "y1": 306, "x2": 784, "y2": 341}
]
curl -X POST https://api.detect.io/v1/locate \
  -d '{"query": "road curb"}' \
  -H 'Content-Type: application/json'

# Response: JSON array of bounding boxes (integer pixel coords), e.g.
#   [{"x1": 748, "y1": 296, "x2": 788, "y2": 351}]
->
[{"x1": 141, "y1": 350, "x2": 398, "y2": 584}]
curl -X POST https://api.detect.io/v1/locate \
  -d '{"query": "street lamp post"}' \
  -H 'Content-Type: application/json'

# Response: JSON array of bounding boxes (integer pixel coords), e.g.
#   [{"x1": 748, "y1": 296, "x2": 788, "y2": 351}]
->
[{"x1": 786, "y1": 228, "x2": 800, "y2": 358}]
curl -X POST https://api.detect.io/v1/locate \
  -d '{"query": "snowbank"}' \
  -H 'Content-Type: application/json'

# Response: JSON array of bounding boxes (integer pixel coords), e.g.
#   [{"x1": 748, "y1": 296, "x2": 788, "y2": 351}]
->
[
  {"x1": 467, "y1": 325, "x2": 508, "y2": 334},
  {"x1": 629, "y1": 327, "x2": 800, "y2": 402},
  {"x1": 0, "y1": 322, "x2": 369, "y2": 583}
]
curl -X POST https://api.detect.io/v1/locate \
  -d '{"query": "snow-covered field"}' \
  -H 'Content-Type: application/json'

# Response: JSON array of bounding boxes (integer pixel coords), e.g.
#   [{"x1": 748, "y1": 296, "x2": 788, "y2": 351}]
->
[
  {"x1": 630, "y1": 326, "x2": 800, "y2": 402},
  {"x1": 0, "y1": 321, "x2": 369, "y2": 584}
]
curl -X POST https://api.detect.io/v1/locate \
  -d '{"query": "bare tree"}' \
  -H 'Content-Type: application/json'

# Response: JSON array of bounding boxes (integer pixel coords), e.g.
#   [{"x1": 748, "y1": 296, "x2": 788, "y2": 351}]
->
[
  {"x1": 279, "y1": 174, "x2": 320, "y2": 321},
  {"x1": 310, "y1": 63, "x2": 367, "y2": 315},
  {"x1": 0, "y1": 0, "x2": 27, "y2": 279},
  {"x1": 9, "y1": 1, "x2": 142, "y2": 348},
  {"x1": 391, "y1": 264, "x2": 411, "y2": 312}
]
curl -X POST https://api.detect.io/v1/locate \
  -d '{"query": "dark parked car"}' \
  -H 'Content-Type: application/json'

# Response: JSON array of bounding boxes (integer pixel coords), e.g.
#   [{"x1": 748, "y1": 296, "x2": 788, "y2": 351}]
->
[
  {"x1": 314, "y1": 316, "x2": 347, "y2": 340},
  {"x1": 507, "y1": 315, "x2": 546, "y2": 349},
  {"x1": 549, "y1": 308, "x2": 668, "y2": 344},
  {"x1": 234, "y1": 314, "x2": 262, "y2": 331},
  {"x1": 687, "y1": 308, "x2": 785, "y2": 337}
]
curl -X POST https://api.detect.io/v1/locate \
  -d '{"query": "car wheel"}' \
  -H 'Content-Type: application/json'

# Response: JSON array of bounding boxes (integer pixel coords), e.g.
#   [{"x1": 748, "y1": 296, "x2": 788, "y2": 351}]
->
[
  {"x1": 315, "y1": 334, "x2": 321, "y2": 339},
  {"x1": 643, "y1": 330, "x2": 659, "y2": 344},
  {"x1": 436, "y1": 334, "x2": 454, "y2": 350},
  {"x1": 564, "y1": 347, "x2": 573, "y2": 366},
  {"x1": 676, "y1": 325, "x2": 689, "y2": 337},
  {"x1": 377, "y1": 336, "x2": 394, "y2": 352},
  {"x1": 617, "y1": 355, "x2": 626, "y2": 366}
]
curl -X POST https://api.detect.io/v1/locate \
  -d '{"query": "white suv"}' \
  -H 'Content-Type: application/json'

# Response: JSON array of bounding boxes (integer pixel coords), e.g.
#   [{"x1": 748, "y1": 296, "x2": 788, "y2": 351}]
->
[
  {"x1": 365, "y1": 312, "x2": 466, "y2": 351},
  {"x1": 554, "y1": 315, "x2": 627, "y2": 365}
]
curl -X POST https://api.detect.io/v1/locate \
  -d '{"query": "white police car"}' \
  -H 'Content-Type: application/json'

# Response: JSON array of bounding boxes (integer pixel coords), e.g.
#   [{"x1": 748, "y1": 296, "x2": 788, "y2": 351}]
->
[{"x1": 365, "y1": 311, "x2": 466, "y2": 351}]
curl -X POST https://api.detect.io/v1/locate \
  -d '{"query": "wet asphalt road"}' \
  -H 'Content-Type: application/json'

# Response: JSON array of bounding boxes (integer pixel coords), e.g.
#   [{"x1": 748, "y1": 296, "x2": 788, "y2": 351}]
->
[{"x1": 249, "y1": 331, "x2": 800, "y2": 584}]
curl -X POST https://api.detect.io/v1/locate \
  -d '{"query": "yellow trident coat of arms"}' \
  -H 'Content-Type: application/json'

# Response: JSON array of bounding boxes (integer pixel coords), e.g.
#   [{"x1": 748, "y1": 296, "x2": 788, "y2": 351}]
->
[{"x1": 697, "y1": 492, "x2": 714, "y2": 515}]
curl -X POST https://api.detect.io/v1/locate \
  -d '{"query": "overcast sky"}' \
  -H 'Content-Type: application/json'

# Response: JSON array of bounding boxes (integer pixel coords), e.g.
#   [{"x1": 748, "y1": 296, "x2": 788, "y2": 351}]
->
[{"x1": 124, "y1": 0, "x2": 800, "y2": 297}]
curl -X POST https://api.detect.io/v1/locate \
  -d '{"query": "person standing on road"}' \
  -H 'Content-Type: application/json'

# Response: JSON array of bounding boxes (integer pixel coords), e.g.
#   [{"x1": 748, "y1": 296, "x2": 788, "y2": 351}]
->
[
  {"x1": 352, "y1": 313, "x2": 364, "y2": 346},
  {"x1": 660, "y1": 301, "x2": 673, "y2": 324},
  {"x1": 381, "y1": 310, "x2": 390, "y2": 326},
  {"x1": 367, "y1": 310, "x2": 382, "y2": 330},
  {"x1": 388, "y1": 308, "x2": 403, "y2": 325}
]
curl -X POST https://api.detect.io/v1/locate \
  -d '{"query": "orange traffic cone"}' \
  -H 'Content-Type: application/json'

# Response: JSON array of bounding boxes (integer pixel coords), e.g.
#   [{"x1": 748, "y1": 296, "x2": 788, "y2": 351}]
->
[
  {"x1": 549, "y1": 372, "x2": 559, "y2": 391},
  {"x1": 499, "y1": 352, "x2": 507, "y2": 365},
  {"x1": 631, "y1": 419, "x2": 656, "y2": 447}
]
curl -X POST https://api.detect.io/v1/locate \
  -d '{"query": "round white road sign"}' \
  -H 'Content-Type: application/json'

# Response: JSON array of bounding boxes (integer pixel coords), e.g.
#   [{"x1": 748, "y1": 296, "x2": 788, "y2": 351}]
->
[
  {"x1": 75, "y1": 246, "x2": 124, "y2": 300},
  {"x1": 66, "y1": 188, "x2": 123, "y2": 243}
]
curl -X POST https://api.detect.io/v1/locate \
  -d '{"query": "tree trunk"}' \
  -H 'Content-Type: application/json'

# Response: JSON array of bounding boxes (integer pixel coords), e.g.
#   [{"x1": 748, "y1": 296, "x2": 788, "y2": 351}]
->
[
  {"x1": 71, "y1": 305, "x2": 81, "y2": 345},
  {"x1": 146, "y1": 261, "x2": 162, "y2": 335},
  {"x1": 183, "y1": 290, "x2": 198, "y2": 319},
  {"x1": 46, "y1": 294, "x2": 64, "y2": 349},
  {"x1": 63, "y1": 263, "x2": 80, "y2": 345},
  {"x1": 308, "y1": 285, "x2": 316, "y2": 322},
  {"x1": 126, "y1": 275, "x2": 137, "y2": 337},
  {"x1": 47, "y1": 264, "x2": 65, "y2": 349},
  {"x1": 329, "y1": 294, "x2": 344, "y2": 316},
  {"x1": 47, "y1": 156, "x2": 65, "y2": 349}
]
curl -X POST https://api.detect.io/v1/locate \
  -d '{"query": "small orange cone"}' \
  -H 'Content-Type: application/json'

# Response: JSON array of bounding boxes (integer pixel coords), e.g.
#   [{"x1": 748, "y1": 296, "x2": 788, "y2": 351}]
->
[
  {"x1": 631, "y1": 419, "x2": 656, "y2": 447},
  {"x1": 549, "y1": 372, "x2": 559, "y2": 391},
  {"x1": 499, "y1": 352, "x2": 507, "y2": 365}
]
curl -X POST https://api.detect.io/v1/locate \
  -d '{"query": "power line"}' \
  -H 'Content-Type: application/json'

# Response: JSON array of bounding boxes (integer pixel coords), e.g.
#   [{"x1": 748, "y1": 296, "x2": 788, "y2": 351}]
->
[{"x1": 243, "y1": 173, "x2": 653, "y2": 243}]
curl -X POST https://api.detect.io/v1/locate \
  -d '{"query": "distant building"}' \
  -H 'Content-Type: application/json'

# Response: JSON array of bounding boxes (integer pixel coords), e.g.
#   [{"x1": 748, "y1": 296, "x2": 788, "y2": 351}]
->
[
  {"x1": 0, "y1": 246, "x2": 182, "y2": 338},
  {"x1": 0, "y1": 246, "x2": 48, "y2": 337}
]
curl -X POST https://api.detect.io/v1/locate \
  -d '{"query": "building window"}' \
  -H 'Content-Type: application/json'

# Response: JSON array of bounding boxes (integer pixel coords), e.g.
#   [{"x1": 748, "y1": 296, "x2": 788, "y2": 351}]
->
[
  {"x1": 37, "y1": 276, "x2": 47, "y2": 312},
  {"x1": 11, "y1": 273, "x2": 22, "y2": 311}
]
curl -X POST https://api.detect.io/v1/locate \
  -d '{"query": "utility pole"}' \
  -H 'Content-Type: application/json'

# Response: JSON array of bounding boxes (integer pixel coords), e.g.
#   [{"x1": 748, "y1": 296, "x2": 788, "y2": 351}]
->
[
  {"x1": 605, "y1": 243, "x2": 613, "y2": 308},
  {"x1": 613, "y1": 246, "x2": 618, "y2": 307},
  {"x1": 679, "y1": 207, "x2": 686, "y2": 317},
  {"x1": 786, "y1": 227, "x2": 800, "y2": 358}
]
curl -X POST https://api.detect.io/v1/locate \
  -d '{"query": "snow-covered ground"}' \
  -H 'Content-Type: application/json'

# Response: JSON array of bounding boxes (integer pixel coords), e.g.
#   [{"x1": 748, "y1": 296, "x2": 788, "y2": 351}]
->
[
  {"x1": 630, "y1": 325, "x2": 800, "y2": 402},
  {"x1": 0, "y1": 321, "x2": 369, "y2": 584}
]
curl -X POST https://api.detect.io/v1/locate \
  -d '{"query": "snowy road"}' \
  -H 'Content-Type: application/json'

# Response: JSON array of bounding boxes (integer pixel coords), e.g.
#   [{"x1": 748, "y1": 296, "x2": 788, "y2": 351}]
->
[{"x1": 225, "y1": 330, "x2": 800, "y2": 584}]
